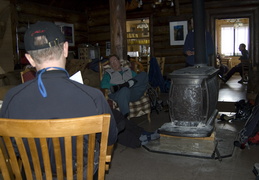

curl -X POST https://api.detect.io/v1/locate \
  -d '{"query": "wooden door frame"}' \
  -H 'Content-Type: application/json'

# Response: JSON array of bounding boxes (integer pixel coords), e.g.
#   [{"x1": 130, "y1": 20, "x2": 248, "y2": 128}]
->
[{"x1": 206, "y1": 6, "x2": 259, "y2": 68}]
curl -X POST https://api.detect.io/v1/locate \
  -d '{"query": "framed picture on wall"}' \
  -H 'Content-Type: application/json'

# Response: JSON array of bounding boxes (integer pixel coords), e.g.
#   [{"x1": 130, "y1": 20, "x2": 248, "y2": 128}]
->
[
  {"x1": 169, "y1": 21, "x2": 188, "y2": 46},
  {"x1": 55, "y1": 22, "x2": 75, "y2": 46}
]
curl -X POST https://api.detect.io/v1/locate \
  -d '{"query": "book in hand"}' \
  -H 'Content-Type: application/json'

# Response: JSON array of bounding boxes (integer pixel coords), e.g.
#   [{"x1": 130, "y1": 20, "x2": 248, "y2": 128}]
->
[{"x1": 69, "y1": 71, "x2": 84, "y2": 84}]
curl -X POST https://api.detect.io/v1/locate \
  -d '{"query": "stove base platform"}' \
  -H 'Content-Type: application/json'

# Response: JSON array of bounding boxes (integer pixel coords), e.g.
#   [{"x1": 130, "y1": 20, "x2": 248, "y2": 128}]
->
[{"x1": 143, "y1": 128, "x2": 237, "y2": 159}]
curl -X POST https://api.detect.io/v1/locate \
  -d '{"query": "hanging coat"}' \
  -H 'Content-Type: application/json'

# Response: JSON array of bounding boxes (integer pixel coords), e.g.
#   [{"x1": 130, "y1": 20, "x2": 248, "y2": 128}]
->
[{"x1": 148, "y1": 57, "x2": 165, "y2": 92}]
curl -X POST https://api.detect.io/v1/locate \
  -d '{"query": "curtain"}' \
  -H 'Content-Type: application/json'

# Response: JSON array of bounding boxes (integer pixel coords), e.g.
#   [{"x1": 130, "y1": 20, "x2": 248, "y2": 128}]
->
[
  {"x1": 221, "y1": 26, "x2": 234, "y2": 56},
  {"x1": 235, "y1": 26, "x2": 249, "y2": 55},
  {"x1": 221, "y1": 25, "x2": 249, "y2": 56}
]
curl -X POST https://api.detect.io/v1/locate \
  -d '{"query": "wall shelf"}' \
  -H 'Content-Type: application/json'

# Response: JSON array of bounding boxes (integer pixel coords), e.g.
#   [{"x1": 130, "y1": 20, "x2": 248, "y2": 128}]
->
[{"x1": 126, "y1": 19, "x2": 150, "y2": 58}]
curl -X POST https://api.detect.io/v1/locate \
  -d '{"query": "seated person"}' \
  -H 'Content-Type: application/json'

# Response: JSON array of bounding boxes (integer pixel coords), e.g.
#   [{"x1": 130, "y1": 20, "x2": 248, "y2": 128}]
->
[
  {"x1": 101, "y1": 54, "x2": 148, "y2": 119},
  {"x1": 0, "y1": 21, "x2": 118, "y2": 178},
  {"x1": 219, "y1": 43, "x2": 249, "y2": 83}
]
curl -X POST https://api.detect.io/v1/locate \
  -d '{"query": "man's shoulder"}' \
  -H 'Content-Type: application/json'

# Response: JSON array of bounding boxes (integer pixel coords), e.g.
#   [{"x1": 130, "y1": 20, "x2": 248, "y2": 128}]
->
[
  {"x1": 4, "y1": 82, "x2": 31, "y2": 95},
  {"x1": 73, "y1": 82, "x2": 102, "y2": 94}
]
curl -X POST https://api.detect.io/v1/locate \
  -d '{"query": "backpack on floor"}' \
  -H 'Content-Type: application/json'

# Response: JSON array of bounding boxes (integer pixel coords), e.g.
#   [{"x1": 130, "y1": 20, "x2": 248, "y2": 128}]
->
[
  {"x1": 234, "y1": 99, "x2": 253, "y2": 121},
  {"x1": 235, "y1": 105, "x2": 259, "y2": 149}
]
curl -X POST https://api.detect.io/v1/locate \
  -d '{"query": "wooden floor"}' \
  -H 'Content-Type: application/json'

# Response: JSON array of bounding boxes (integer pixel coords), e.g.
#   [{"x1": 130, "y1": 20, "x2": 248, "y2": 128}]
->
[
  {"x1": 217, "y1": 74, "x2": 249, "y2": 112},
  {"x1": 1, "y1": 74, "x2": 257, "y2": 180},
  {"x1": 218, "y1": 74, "x2": 247, "y2": 102}
]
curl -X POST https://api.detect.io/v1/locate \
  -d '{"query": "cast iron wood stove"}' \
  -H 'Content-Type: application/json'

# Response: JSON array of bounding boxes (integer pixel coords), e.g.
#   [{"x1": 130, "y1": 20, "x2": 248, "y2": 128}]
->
[{"x1": 159, "y1": 65, "x2": 219, "y2": 137}]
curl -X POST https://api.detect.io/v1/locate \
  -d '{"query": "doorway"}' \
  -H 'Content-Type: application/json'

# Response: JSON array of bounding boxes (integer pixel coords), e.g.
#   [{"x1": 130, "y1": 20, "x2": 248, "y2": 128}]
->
[{"x1": 215, "y1": 18, "x2": 249, "y2": 69}]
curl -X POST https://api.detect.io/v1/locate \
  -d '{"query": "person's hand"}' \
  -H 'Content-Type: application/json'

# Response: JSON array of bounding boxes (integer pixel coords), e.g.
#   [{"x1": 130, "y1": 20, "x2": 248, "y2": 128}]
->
[{"x1": 186, "y1": 50, "x2": 194, "y2": 56}]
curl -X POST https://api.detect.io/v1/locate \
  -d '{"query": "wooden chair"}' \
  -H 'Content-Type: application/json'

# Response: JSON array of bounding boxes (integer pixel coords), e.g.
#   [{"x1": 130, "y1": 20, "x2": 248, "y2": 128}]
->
[
  {"x1": 129, "y1": 58, "x2": 145, "y2": 73},
  {"x1": 99, "y1": 60, "x2": 151, "y2": 122},
  {"x1": 130, "y1": 57, "x2": 150, "y2": 73},
  {"x1": 20, "y1": 68, "x2": 36, "y2": 83},
  {"x1": 0, "y1": 114, "x2": 111, "y2": 180},
  {"x1": 241, "y1": 59, "x2": 250, "y2": 82}
]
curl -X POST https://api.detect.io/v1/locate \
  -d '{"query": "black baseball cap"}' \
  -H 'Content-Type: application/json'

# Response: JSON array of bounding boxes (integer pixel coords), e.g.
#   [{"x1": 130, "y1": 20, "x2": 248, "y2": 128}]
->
[{"x1": 24, "y1": 21, "x2": 65, "y2": 51}]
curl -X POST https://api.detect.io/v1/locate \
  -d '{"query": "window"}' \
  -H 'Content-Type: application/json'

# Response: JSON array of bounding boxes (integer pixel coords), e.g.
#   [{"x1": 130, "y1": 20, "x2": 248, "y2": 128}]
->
[{"x1": 221, "y1": 24, "x2": 249, "y2": 56}]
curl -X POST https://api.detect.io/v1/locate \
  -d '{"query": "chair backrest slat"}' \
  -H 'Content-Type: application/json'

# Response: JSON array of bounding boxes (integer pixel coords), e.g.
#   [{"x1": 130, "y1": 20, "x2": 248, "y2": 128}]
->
[
  {"x1": 87, "y1": 134, "x2": 96, "y2": 180},
  {"x1": 0, "y1": 137, "x2": 15, "y2": 180},
  {"x1": 2, "y1": 137, "x2": 21, "y2": 180},
  {"x1": 27, "y1": 138, "x2": 42, "y2": 180},
  {"x1": 64, "y1": 137, "x2": 73, "y2": 179},
  {"x1": 40, "y1": 138, "x2": 52, "y2": 179},
  {"x1": 52, "y1": 137, "x2": 63, "y2": 179},
  {"x1": 15, "y1": 137, "x2": 33, "y2": 180},
  {"x1": 98, "y1": 115, "x2": 110, "y2": 179},
  {"x1": 76, "y1": 135, "x2": 84, "y2": 180},
  {"x1": 0, "y1": 114, "x2": 111, "y2": 180}
]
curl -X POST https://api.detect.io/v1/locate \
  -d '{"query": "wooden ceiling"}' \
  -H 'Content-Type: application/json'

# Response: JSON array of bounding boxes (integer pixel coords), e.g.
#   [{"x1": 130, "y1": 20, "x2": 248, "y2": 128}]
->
[
  {"x1": 16, "y1": 0, "x2": 108, "y2": 12},
  {"x1": 15, "y1": 0, "x2": 250, "y2": 13},
  {"x1": 15, "y1": 0, "x2": 195, "y2": 12}
]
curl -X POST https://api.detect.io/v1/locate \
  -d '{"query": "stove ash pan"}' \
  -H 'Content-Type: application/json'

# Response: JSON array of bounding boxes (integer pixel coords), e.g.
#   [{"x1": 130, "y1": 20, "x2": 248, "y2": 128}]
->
[{"x1": 159, "y1": 66, "x2": 219, "y2": 137}]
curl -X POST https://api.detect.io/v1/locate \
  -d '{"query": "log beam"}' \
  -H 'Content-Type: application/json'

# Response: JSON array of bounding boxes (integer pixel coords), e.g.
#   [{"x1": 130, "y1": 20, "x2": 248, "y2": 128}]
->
[{"x1": 109, "y1": 0, "x2": 127, "y2": 60}]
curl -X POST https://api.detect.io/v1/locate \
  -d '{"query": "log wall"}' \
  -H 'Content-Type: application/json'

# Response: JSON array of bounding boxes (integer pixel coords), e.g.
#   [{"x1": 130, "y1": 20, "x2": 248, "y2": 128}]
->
[
  {"x1": 0, "y1": 0, "x2": 14, "y2": 73},
  {"x1": 12, "y1": 1, "x2": 89, "y2": 65},
  {"x1": 7, "y1": 0, "x2": 259, "y2": 78},
  {"x1": 87, "y1": 0, "x2": 259, "y2": 76}
]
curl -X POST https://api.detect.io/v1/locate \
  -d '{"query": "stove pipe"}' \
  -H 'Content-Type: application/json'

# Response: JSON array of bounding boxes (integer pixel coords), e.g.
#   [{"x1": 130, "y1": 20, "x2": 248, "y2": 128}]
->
[
  {"x1": 193, "y1": 0, "x2": 206, "y2": 65},
  {"x1": 158, "y1": 0, "x2": 219, "y2": 138}
]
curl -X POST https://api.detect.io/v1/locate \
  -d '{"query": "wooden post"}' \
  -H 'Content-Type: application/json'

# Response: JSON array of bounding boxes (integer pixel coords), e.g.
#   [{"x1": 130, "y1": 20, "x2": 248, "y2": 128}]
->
[
  {"x1": 174, "y1": 0, "x2": 180, "y2": 16},
  {"x1": 109, "y1": 0, "x2": 127, "y2": 60}
]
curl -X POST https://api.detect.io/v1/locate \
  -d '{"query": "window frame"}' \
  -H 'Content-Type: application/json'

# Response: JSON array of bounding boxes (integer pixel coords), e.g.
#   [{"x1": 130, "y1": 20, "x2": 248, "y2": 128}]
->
[{"x1": 220, "y1": 24, "x2": 249, "y2": 56}]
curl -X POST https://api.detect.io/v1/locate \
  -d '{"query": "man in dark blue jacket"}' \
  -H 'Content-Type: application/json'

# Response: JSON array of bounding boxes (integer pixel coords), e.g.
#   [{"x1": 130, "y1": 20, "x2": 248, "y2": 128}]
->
[
  {"x1": 183, "y1": 18, "x2": 214, "y2": 66},
  {"x1": 0, "y1": 21, "x2": 117, "y2": 178}
]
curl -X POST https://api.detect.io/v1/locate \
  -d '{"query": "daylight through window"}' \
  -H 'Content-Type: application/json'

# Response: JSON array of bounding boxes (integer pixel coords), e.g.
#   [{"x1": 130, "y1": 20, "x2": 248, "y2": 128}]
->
[{"x1": 221, "y1": 24, "x2": 249, "y2": 56}]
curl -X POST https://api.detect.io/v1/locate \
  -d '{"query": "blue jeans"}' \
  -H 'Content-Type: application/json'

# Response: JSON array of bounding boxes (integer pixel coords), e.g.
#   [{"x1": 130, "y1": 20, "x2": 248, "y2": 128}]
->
[{"x1": 108, "y1": 72, "x2": 148, "y2": 116}]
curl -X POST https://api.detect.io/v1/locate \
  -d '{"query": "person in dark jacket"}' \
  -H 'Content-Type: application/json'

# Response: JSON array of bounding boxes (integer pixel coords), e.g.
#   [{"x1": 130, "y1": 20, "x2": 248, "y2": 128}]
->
[
  {"x1": 183, "y1": 18, "x2": 214, "y2": 66},
  {"x1": 219, "y1": 43, "x2": 249, "y2": 83},
  {"x1": 0, "y1": 21, "x2": 117, "y2": 178}
]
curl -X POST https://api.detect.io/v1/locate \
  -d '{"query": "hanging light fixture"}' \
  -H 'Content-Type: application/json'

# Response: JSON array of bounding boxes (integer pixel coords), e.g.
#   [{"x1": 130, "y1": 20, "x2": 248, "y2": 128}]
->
[
  {"x1": 137, "y1": 19, "x2": 149, "y2": 29},
  {"x1": 138, "y1": 0, "x2": 143, "y2": 8},
  {"x1": 226, "y1": 18, "x2": 243, "y2": 28},
  {"x1": 152, "y1": 0, "x2": 174, "y2": 8},
  {"x1": 234, "y1": 19, "x2": 243, "y2": 28}
]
